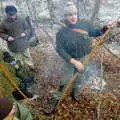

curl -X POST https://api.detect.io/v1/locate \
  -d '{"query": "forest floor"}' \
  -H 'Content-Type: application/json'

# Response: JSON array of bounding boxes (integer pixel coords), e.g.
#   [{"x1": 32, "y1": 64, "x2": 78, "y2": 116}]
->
[{"x1": 26, "y1": 29, "x2": 120, "y2": 120}]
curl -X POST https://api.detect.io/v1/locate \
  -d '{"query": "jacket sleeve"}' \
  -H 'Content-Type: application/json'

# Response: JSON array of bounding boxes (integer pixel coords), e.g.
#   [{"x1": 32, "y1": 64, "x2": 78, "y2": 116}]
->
[
  {"x1": 56, "y1": 31, "x2": 72, "y2": 62},
  {"x1": 0, "y1": 22, "x2": 9, "y2": 40},
  {"x1": 23, "y1": 18, "x2": 31, "y2": 35},
  {"x1": 86, "y1": 21, "x2": 102, "y2": 37},
  {"x1": 14, "y1": 102, "x2": 32, "y2": 120},
  {"x1": 80, "y1": 20, "x2": 102, "y2": 37},
  {"x1": 88, "y1": 27, "x2": 102, "y2": 37}
]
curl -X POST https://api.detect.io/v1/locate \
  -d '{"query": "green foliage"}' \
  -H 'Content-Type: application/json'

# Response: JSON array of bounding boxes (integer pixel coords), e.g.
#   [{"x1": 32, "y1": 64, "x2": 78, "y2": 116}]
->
[{"x1": 0, "y1": 53, "x2": 19, "y2": 97}]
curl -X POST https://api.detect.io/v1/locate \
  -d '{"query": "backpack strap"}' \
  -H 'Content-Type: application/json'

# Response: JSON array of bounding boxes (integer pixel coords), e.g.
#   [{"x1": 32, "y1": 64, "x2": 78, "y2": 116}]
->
[
  {"x1": 69, "y1": 28, "x2": 88, "y2": 35},
  {"x1": 59, "y1": 22, "x2": 88, "y2": 35}
]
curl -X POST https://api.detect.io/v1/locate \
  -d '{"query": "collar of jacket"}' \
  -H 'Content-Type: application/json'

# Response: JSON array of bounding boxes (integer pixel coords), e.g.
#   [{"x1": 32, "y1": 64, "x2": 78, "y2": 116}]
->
[
  {"x1": 64, "y1": 20, "x2": 77, "y2": 29},
  {"x1": 61, "y1": 20, "x2": 88, "y2": 35}
]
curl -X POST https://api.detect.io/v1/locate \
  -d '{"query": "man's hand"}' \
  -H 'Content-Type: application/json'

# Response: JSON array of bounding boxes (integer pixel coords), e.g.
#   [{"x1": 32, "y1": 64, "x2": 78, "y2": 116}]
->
[
  {"x1": 70, "y1": 58, "x2": 84, "y2": 72},
  {"x1": 102, "y1": 20, "x2": 116, "y2": 33},
  {"x1": 7, "y1": 36, "x2": 15, "y2": 41},
  {"x1": 21, "y1": 32, "x2": 26, "y2": 37}
]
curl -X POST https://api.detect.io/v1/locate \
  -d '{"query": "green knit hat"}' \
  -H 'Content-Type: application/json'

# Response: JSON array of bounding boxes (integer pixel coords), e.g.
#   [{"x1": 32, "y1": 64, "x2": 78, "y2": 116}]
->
[{"x1": 0, "y1": 97, "x2": 13, "y2": 120}]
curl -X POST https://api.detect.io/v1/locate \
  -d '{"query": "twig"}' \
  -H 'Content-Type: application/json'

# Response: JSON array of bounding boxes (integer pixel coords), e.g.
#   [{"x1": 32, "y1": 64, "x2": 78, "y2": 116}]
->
[
  {"x1": 99, "y1": 31, "x2": 120, "y2": 45},
  {"x1": 0, "y1": 64, "x2": 35, "y2": 106},
  {"x1": 97, "y1": 53, "x2": 104, "y2": 120},
  {"x1": 102, "y1": 44, "x2": 120, "y2": 60}
]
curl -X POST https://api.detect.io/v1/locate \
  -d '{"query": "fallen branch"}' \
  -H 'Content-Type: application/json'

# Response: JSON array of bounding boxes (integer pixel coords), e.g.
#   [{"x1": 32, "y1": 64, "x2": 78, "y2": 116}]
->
[
  {"x1": 0, "y1": 64, "x2": 35, "y2": 105},
  {"x1": 102, "y1": 44, "x2": 120, "y2": 60},
  {"x1": 97, "y1": 53, "x2": 104, "y2": 120},
  {"x1": 99, "y1": 31, "x2": 120, "y2": 45}
]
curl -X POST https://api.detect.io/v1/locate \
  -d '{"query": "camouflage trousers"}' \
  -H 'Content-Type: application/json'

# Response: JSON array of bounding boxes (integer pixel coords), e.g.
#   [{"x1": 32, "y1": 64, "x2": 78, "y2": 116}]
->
[
  {"x1": 10, "y1": 48, "x2": 34, "y2": 68},
  {"x1": 10, "y1": 48, "x2": 35, "y2": 90}
]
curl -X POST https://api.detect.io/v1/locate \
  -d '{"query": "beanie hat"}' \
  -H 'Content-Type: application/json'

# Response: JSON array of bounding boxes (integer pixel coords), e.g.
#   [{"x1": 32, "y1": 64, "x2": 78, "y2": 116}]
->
[
  {"x1": 64, "y1": 2, "x2": 77, "y2": 15},
  {"x1": 0, "y1": 97, "x2": 13, "y2": 120},
  {"x1": 5, "y1": 5, "x2": 17, "y2": 15}
]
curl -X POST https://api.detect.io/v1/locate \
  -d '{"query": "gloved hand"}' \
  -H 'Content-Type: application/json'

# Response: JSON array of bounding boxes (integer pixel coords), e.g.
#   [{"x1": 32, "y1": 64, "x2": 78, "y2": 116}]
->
[
  {"x1": 102, "y1": 20, "x2": 116, "y2": 33},
  {"x1": 101, "y1": 25, "x2": 109, "y2": 34}
]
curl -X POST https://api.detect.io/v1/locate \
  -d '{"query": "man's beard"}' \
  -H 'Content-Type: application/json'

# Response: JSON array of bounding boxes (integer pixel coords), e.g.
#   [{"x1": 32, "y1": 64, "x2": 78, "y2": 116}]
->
[{"x1": 7, "y1": 16, "x2": 17, "y2": 22}]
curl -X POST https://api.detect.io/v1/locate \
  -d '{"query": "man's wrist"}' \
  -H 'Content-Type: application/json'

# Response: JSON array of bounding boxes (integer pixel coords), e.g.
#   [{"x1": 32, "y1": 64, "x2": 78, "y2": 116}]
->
[{"x1": 69, "y1": 58, "x2": 76, "y2": 64}]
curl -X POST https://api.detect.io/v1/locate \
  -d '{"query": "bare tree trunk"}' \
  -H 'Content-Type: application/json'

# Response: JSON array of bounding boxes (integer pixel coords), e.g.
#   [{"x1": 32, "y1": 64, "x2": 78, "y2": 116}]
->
[
  {"x1": 90, "y1": 0, "x2": 101, "y2": 25},
  {"x1": 32, "y1": 2, "x2": 39, "y2": 27},
  {"x1": 76, "y1": 0, "x2": 88, "y2": 20},
  {"x1": 47, "y1": 0, "x2": 56, "y2": 20},
  {"x1": 0, "y1": 0, "x2": 4, "y2": 21},
  {"x1": 76, "y1": 0, "x2": 80, "y2": 21}
]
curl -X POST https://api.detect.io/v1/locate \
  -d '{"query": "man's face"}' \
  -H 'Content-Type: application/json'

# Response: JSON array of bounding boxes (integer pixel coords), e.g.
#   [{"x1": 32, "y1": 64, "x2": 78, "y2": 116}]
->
[{"x1": 64, "y1": 13, "x2": 77, "y2": 24}]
